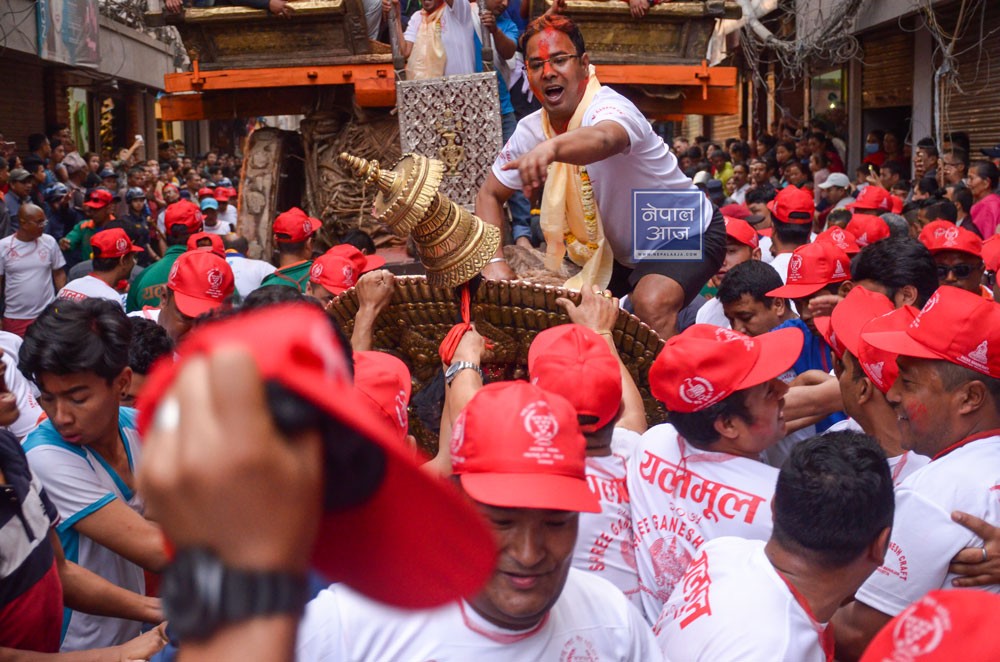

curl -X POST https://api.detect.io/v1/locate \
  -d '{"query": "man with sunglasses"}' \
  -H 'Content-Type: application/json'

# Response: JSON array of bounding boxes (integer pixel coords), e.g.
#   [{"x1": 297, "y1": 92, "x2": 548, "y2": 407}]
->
[
  {"x1": 476, "y1": 14, "x2": 723, "y2": 341},
  {"x1": 918, "y1": 220, "x2": 990, "y2": 299}
]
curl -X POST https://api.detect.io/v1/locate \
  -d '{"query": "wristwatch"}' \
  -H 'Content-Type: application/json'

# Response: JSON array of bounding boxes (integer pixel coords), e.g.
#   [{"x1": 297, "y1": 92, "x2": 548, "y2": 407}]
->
[
  {"x1": 161, "y1": 547, "x2": 309, "y2": 642},
  {"x1": 445, "y1": 360, "x2": 483, "y2": 386}
]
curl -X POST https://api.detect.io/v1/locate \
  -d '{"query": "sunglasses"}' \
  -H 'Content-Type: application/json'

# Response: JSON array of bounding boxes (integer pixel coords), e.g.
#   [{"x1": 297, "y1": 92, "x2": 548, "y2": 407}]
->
[{"x1": 936, "y1": 263, "x2": 979, "y2": 280}]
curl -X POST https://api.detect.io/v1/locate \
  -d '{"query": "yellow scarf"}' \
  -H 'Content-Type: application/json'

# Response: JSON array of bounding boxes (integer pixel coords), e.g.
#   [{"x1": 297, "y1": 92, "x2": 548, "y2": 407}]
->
[
  {"x1": 539, "y1": 67, "x2": 614, "y2": 291},
  {"x1": 406, "y1": 4, "x2": 447, "y2": 80}
]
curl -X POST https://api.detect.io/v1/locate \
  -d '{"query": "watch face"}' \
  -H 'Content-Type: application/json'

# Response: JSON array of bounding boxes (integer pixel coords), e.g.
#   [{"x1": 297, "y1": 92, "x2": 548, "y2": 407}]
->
[{"x1": 163, "y1": 548, "x2": 224, "y2": 640}]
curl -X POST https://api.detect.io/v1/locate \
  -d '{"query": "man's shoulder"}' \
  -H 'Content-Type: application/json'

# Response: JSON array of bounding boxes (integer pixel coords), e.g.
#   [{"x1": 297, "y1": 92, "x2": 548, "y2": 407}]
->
[
  {"x1": 901, "y1": 435, "x2": 1000, "y2": 493},
  {"x1": 23, "y1": 420, "x2": 85, "y2": 458}
]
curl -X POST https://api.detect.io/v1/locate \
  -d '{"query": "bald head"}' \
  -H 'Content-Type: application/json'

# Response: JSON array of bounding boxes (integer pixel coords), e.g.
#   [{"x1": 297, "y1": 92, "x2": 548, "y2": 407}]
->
[{"x1": 16, "y1": 203, "x2": 46, "y2": 239}]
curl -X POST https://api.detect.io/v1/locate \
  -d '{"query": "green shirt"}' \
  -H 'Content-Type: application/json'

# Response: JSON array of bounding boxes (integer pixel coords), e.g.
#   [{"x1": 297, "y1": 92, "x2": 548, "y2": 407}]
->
[
  {"x1": 258, "y1": 260, "x2": 313, "y2": 293},
  {"x1": 126, "y1": 245, "x2": 186, "y2": 312},
  {"x1": 62, "y1": 220, "x2": 99, "y2": 264}
]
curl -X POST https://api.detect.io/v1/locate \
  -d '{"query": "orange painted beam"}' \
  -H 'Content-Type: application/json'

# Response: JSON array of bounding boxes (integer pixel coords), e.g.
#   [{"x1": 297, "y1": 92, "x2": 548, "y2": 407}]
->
[
  {"x1": 164, "y1": 63, "x2": 395, "y2": 94},
  {"x1": 594, "y1": 64, "x2": 737, "y2": 87}
]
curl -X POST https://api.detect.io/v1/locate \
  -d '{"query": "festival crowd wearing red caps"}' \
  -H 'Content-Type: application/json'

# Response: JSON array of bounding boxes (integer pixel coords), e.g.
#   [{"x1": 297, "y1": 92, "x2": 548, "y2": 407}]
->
[{"x1": 4, "y1": 15, "x2": 1000, "y2": 662}]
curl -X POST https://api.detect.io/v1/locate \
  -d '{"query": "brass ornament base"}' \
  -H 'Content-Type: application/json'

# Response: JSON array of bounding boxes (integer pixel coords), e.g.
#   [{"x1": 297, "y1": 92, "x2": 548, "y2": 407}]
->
[{"x1": 339, "y1": 152, "x2": 500, "y2": 288}]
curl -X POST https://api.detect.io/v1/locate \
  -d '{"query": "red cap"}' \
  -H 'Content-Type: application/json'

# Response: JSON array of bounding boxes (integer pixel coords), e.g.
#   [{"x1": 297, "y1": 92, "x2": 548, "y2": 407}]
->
[
  {"x1": 723, "y1": 216, "x2": 759, "y2": 249},
  {"x1": 327, "y1": 244, "x2": 386, "y2": 274},
  {"x1": 164, "y1": 200, "x2": 204, "y2": 234},
  {"x1": 450, "y1": 381, "x2": 599, "y2": 513},
  {"x1": 135, "y1": 304, "x2": 495, "y2": 609},
  {"x1": 815, "y1": 226, "x2": 861, "y2": 255},
  {"x1": 163, "y1": 183, "x2": 179, "y2": 194},
  {"x1": 719, "y1": 203, "x2": 752, "y2": 220},
  {"x1": 186, "y1": 232, "x2": 226, "y2": 258},
  {"x1": 846, "y1": 214, "x2": 891, "y2": 248},
  {"x1": 197, "y1": 187, "x2": 215, "y2": 199},
  {"x1": 166, "y1": 250, "x2": 235, "y2": 317},
  {"x1": 767, "y1": 241, "x2": 852, "y2": 299},
  {"x1": 309, "y1": 255, "x2": 356, "y2": 295},
  {"x1": 863, "y1": 286, "x2": 1000, "y2": 378},
  {"x1": 273, "y1": 207, "x2": 320, "y2": 243},
  {"x1": 857, "y1": 306, "x2": 919, "y2": 393},
  {"x1": 90, "y1": 228, "x2": 144, "y2": 259},
  {"x1": 84, "y1": 187, "x2": 114, "y2": 210},
  {"x1": 860, "y1": 589, "x2": 1000, "y2": 662},
  {"x1": 984, "y1": 235, "x2": 1000, "y2": 272},
  {"x1": 649, "y1": 324, "x2": 803, "y2": 413},
  {"x1": 528, "y1": 325, "x2": 622, "y2": 433},
  {"x1": 847, "y1": 186, "x2": 893, "y2": 212},
  {"x1": 890, "y1": 194, "x2": 904, "y2": 214},
  {"x1": 919, "y1": 220, "x2": 983, "y2": 257},
  {"x1": 213, "y1": 188, "x2": 231, "y2": 202},
  {"x1": 813, "y1": 287, "x2": 894, "y2": 360},
  {"x1": 353, "y1": 351, "x2": 412, "y2": 447},
  {"x1": 767, "y1": 186, "x2": 815, "y2": 224}
]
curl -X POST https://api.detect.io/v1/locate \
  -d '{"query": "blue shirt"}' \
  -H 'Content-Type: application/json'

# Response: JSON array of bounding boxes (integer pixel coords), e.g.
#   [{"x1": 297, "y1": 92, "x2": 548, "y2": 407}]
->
[
  {"x1": 473, "y1": 14, "x2": 518, "y2": 116},
  {"x1": 771, "y1": 318, "x2": 846, "y2": 432}
]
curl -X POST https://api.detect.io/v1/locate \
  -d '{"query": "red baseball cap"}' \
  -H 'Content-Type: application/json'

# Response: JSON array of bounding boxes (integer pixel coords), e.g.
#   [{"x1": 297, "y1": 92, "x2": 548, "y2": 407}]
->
[
  {"x1": 860, "y1": 589, "x2": 1000, "y2": 662},
  {"x1": 90, "y1": 228, "x2": 144, "y2": 259},
  {"x1": 197, "y1": 187, "x2": 215, "y2": 199},
  {"x1": 450, "y1": 381, "x2": 599, "y2": 513},
  {"x1": 863, "y1": 286, "x2": 1000, "y2": 378},
  {"x1": 847, "y1": 186, "x2": 893, "y2": 212},
  {"x1": 186, "y1": 232, "x2": 226, "y2": 258},
  {"x1": 273, "y1": 207, "x2": 320, "y2": 243},
  {"x1": 327, "y1": 244, "x2": 386, "y2": 274},
  {"x1": 649, "y1": 324, "x2": 803, "y2": 413},
  {"x1": 767, "y1": 186, "x2": 815, "y2": 224},
  {"x1": 353, "y1": 351, "x2": 412, "y2": 447},
  {"x1": 890, "y1": 194, "x2": 904, "y2": 214},
  {"x1": 983, "y1": 235, "x2": 1000, "y2": 272},
  {"x1": 164, "y1": 200, "x2": 204, "y2": 234},
  {"x1": 846, "y1": 214, "x2": 891, "y2": 248},
  {"x1": 814, "y1": 287, "x2": 894, "y2": 360},
  {"x1": 309, "y1": 255, "x2": 358, "y2": 295},
  {"x1": 919, "y1": 220, "x2": 983, "y2": 257},
  {"x1": 815, "y1": 226, "x2": 861, "y2": 255},
  {"x1": 84, "y1": 187, "x2": 114, "y2": 210},
  {"x1": 135, "y1": 304, "x2": 495, "y2": 609},
  {"x1": 856, "y1": 306, "x2": 919, "y2": 393},
  {"x1": 767, "y1": 241, "x2": 852, "y2": 299},
  {"x1": 166, "y1": 250, "x2": 235, "y2": 317},
  {"x1": 528, "y1": 324, "x2": 622, "y2": 433},
  {"x1": 213, "y1": 188, "x2": 231, "y2": 202},
  {"x1": 723, "y1": 216, "x2": 759, "y2": 249}
]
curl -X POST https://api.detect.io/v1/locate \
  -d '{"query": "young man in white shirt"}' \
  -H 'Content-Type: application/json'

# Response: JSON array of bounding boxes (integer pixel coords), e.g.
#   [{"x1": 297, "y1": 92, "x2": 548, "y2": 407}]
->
[
  {"x1": 695, "y1": 216, "x2": 762, "y2": 328},
  {"x1": 0, "y1": 204, "x2": 66, "y2": 337},
  {"x1": 222, "y1": 234, "x2": 276, "y2": 298},
  {"x1": 296, "y1": 381, "x2": 660, "y2": 660},
  {"x1": 384, "y1": 0, "x2": 476, "y2": 78},
  {"x1": 58, "y1": 228, "x2": 143, "y2": 309},
  {"x1": 655, "y1": 431, "x2": 895, "y2": 662},
  {"x1": 477, "y1": 15, "x2": 724, "y2": 341},
  {"x1": 627, "y1": 322, "x2": 803, "y2": 624},
  {"x1": 833, "y1": 286, "x2": 1000, "y2": 659}
]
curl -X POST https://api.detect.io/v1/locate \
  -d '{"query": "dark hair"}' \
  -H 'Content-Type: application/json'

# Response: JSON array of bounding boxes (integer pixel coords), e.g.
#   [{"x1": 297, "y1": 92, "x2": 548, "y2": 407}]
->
[
  {"x1": 127, "y1": 317, "x2": 174, "y2": 375},
  {"x1": 923, "y1": 200, "x2": 957, "y2": 223},
  {"x1": 22, "y1": 157, "x2": 45, "y2": 174},
  {"x1": 867, "y1": 129, "x2": 886, "y2": 143},
  {"x1": 918, "y1": 143, "x2": 939, "y2": 158},
  {"x1": 242, "y1": 284, "x2": 307, "y2": 310},
  {"x1": 519, "y1": 14, "x2": 586, "y2": 57},
  {"x1": 827, "y1": 208, "x2": 853, "y2": 227},
  {"x1": 686, "y1": 145, "x2": 704, "y2": 160},
  {"x1": 166, "y1": 225, "x2": 193, "y2": 246},
  {"x1": 915, "y1": 176, "x2": 940, "y2": 198},
  {"x1": 772, "y1": 217, "x2": 812, "y2": 247},
  {"x1": 916, "y1": 136, "x2": 936, "y2": 150},
  {"x1": 223, "y1": 234, "x2": 250, "y2": 253},
  {"x1": 944, "y1": 147, "x2": 969, "y2": 167},
  {"x1": 944, "y1": 131, "x2": 970, "y2": 154},
  {"x1": 207, "y1": 165, "x2": 223, "y2": 176},
  {"x1": 730, "y1": 142, "x2": 748, "y2": 159},
  {"x1": 20, "y1": 299, "x2": 132, "y2": 384},
  {"x1": 879, "y1": 213, "x2": 910, "y2": 239},
  {"x1": 275, "y1": 238, "x2": 308, "y2": 255},
  {"x1": 772, "y1": 432, "x2": 894, "y2": 568},
  {"x1": 745, "y1": 186, "x2": 777, "y2": 205},
  {"x1": 952, "y1": 186, "x2": 974, "y2": 214},
  {"x1": 759, "y1": 134, "x2": 777, "y2": 150},
  {"x1": 668, "y1": 389, "x2": 753, "y2": 447},
  {"x1": 92, "y1": 255, "x2": 129, "y2": 272},
  {"x1": 717, "y1": 259, "x2": 784, "y2": 306},
  {"x1": 340, "y1": 229, "x2": 377, "y2": 255},
  {"x1": 851, "y1": 237, "x2": 938, "y2": 307},
  {"x1": 127, "y1": 165, "x2": 145, "y2": 178},
  {"x1": 159, "y1": 161, "x2": 173, "y2": 172},
  {"x1": 880, "y1": 161, "x2": 906, "y2": 180},
  {"x1": 971, "y1": 161, "x2": 1000, "y2": 190},
  {"x1": 810, "y1": 152, "x2": 830, "y2": 169},
  {"x1": 28, "y1": 134, "x2": 48, "y2": 153},
  {"x1": 935, "y1": 361, "x2": 1000, "y2": 408}
]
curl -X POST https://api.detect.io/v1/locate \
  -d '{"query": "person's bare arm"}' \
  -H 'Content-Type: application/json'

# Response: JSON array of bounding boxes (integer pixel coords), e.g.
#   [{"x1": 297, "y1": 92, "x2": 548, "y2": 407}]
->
[
  {"x1": 481, "y1": 11, "x2": 516, "y2": 59},
  {"x1": 383, "y1": 0, "x2": 413, "y2": 58},
  {"x1": 474, "y1": 173, "x2": 516, "y2": 280},
  {"x1": 425, "y1": 327, "x2": 486, "y2": 478},
  {"x1": 500, "y1": 121, "x2": 630, "y2": 201},
  {"x1": 948, "y1": 511, "x2": 1000, "y2": 587},
  {"x1": 350, "y1": 270, "x2": 395, "y2": 352},
  {"x1": 832, "y1": 600, "x2": 892, "y2": 662},
  {"x1": 52, "y1": 268, "x2": 66, "y2": 291},
  {"x1": 72, "y1": 499, "x2": 170, "y2": 572},
  {"x1": 51, "y1": 529, "x2": 162, "y2": 624},
  {"x1": 783, "y1": 375, "x2": 843, "y2": 422},
  {"x1": 0, "y1": 624, "x2": 167, "y2": 662}
]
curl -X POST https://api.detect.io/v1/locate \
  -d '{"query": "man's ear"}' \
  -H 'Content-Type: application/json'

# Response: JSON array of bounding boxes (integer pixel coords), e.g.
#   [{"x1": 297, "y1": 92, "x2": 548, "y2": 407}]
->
[
  {"x1": 837, "y1": 280, "x2": 854, "y2": 297},
  {"x1": 895, "y1": 284, "x2": 918, "y2": 308},
  {"x1": 752, "y1": 247, "x2": 762, "y2": 261},
  {"x1": 771, "y1": 296, "x2": 787, "y2": 317}
]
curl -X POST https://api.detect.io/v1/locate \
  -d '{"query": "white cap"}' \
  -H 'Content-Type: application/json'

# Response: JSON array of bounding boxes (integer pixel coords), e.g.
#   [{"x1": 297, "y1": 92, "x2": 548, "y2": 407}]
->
[
  {"x1": 818, "y1": 172, "x2": 851, "y2": 189},
  {"x1": 693, "y1": 171, "x2": 712, "y2": 186}
]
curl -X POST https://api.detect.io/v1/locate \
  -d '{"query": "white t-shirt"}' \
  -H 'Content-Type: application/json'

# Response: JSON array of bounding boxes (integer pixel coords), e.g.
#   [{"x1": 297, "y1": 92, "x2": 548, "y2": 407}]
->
[
  {"x1": 219, "y1": 204, "x2": 238, "y2": 228},
  {"x1": 403, "y1": 0, "x2": 476, "y2": 77},
  {"x1": 823, "y1": 419, "x2": 929, "y2": 486},
  {"x1": 225, "y1": 253, "x2": 277, "y2": 297},
  {"x1": 759, "y1": 235, "x2": 774, "y2": 264},
  {"x1": 694, "y1": 297, "x2": 729, "y2": 328},
  {"x1": 58, "y1": 274, "x2": 125, "y2": 309},
  {"x1": 627, "y1": 424, "x2": 777, "y2": 623},
  {"x1": 0, "y1": 234, "x2": 66, "y2": 319},
  {"x1": 22, "y1": 407, "x2": 146, "y2": 651},
  {"x1": 612, "y1": 426, "x2": 641, "y2": 459},
  {"x1": 574, "y1": 452, "x2": 641, "y2": 607},
  {"x1": 296, "y1": 568, "x2": 661, "y2": 661},
  {"x1": 770, "y1": 251, "x2": 792, "y2": 285},
  {"x1": 127, "y1": 308, "x2": 160, "y2": 323},
  {"x1": 0, "y1": 332, "x2": 45, "y2": 440},
  {"x1": 493, "y1": 87, "x2": 709, "y2": 268},
  {"x1": 856, "y1": 435, "x2": 1000, "y2": 616},
  {"x1": 202, "y1": 220, "x2": 232, "y2": 236},
  {"x1": 654, "y1": 537, "x2": 829, "y2": 662}
]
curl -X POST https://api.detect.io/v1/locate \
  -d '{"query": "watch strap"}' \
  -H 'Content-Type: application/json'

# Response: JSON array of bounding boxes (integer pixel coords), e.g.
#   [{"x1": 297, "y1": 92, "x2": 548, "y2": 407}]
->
[{"x1": 446, "y1": 360, "x2": 482, "y2": 385}]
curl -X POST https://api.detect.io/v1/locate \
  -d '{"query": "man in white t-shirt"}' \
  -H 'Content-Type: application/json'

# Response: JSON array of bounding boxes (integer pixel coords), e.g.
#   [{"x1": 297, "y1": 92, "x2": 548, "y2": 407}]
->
[
  {"x1": 58, "y1": 228, "x2": 143, "y2": 310},
  {"x1": 222, "y1": 234, "x2": 276, "y2": 298},
  {"x1": 214, "y1": 187, "x2": 238, "y2": 228},
  {"x1": 199, "y1": 197, "x2": 232, "y2": 236},
  {"x1": 297, "y1": 381, "x2": 660, "y2": 660},
  {"x1": 477, "y1": 15, "x2": 723, "y2": 341},
  {"x1": 385, "y1": 0, "x2": 476, "y2": 78},
  {"x1": 814, "y1": 289, "x2": 928, "y2": 486},
  {"x1": 0, "y1": 334, "x2": 44, "y2": 440},
  {"x1": 528, "y1": 289, "x2": 648, "y2": 606},
  {"x1": 0, "y1": 204, "x2": 67, "y2": 337},
  {"x1": 627, "y1": 322, "x2": 803, "y2": 624},
  {"x1": 766, "y1": 185, "x2": 815, "y2": 287},
  {"x1": 19, "y1": 299, "x2": 169, "y2": 651},
  {"x1": 655, "y1": 431, "x2": 895, "y2": 662},
  {"x1": 833, "y1": 286, "x2": 1000, "y2": 659}
]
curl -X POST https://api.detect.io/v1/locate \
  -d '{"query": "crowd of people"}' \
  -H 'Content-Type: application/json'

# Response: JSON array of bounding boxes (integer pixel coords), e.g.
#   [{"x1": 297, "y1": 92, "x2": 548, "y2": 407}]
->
[{"x1": 2, "y1": 7, "x2": 1000, "y2": 662}]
